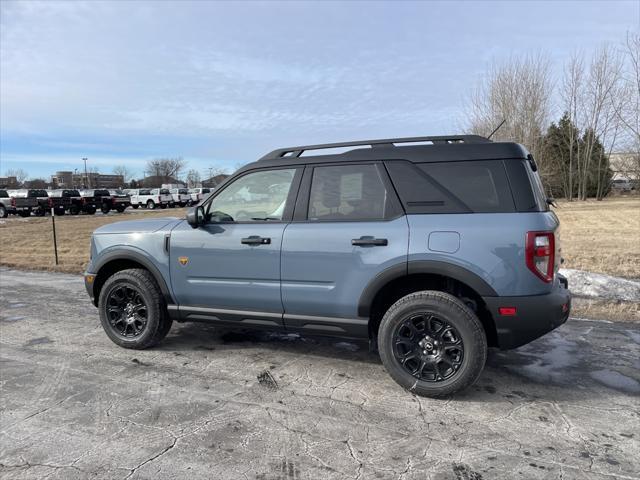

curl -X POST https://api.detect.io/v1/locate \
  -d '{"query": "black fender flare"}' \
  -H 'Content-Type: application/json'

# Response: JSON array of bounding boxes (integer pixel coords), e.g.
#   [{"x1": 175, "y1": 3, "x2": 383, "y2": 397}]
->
[
  {"x1": 93, "y1": 249, "x2": 175, "y2": 305},
  {"x1": 358, "y1": 260, "x2": 498, "y2": 317}
]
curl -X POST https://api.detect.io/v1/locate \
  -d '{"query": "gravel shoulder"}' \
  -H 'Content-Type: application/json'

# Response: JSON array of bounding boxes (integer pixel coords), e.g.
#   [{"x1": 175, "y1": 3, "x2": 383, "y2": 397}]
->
[{"x1": 1, "y1": 268, "x2": 639, "y2": 480}]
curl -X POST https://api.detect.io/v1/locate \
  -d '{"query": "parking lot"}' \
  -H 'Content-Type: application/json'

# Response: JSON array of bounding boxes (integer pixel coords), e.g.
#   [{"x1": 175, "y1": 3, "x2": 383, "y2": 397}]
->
[{"x1": 0, "y1": 268, "x2": 638, "y2": 480}]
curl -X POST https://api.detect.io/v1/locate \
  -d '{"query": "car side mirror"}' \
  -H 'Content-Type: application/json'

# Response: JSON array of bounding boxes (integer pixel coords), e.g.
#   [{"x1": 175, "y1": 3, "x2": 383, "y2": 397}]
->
[{"x1": 186, "y1": 206, "x2": 205, "y2": 228}]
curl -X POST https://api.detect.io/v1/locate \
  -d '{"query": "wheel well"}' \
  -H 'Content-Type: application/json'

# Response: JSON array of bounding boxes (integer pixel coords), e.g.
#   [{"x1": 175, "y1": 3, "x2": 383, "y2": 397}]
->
[
  {"x1": 93, "y1": 259, "x2": 148, "y2": 302},
  {"x1": 367, "y1": 273, "x2": 498, "y2": 347}
]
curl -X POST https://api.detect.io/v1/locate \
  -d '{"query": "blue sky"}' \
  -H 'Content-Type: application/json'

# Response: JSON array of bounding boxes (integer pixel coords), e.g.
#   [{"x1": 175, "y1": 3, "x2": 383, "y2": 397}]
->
[{"x1": 1, "y1": 1, "x2": 638, "y2": 180}]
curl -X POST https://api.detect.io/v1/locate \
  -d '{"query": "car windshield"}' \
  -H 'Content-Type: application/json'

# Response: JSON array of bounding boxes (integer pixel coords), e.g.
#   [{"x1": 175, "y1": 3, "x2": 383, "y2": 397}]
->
[{"x1": 30, "y1": 190, "x2": 48, "y2": 197}]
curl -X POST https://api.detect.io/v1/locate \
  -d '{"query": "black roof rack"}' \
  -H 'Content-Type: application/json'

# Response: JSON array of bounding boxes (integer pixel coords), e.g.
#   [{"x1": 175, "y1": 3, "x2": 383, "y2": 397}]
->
[
  {"x1": 259, "y1": 135, "x2": 491, "y2": 161},
  {"x1": 260, "y1": 135, "x2": 491, "y2": 161}
]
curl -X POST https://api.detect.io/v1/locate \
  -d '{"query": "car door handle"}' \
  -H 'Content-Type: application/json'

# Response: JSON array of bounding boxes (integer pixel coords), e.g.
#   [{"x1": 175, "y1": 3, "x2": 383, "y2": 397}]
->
[
  {"x1": 351, "y1": 237, "x2": 388, "y2": 246},
  {"x1": 241, "y1": 236, "x2": 271, "y2": 245}
]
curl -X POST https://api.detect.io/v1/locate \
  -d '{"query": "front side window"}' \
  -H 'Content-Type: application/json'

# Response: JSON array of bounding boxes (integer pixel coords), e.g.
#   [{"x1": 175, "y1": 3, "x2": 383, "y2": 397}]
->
[
  {"x1": 207, "y1": 168, "x2": 296, "y2": 222},
  {"x1": 307, "y1": 164, "x2": 389, "y2": 221}
]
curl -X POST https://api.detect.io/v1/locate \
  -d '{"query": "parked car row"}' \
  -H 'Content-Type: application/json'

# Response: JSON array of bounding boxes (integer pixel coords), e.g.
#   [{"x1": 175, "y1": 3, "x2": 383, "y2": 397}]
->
[{"x1": 0, "y1": 187, "x2": 214, "y2": 218}]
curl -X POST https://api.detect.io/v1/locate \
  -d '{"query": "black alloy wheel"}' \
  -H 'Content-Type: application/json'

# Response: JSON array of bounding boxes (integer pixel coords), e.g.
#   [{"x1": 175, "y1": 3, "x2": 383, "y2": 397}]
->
[
  {"x1": 105, "y1": 284, "x2": 148, "y2": 338},
  {"x1": 392, "y1": 313, "x2": 464, "y2": 382}
]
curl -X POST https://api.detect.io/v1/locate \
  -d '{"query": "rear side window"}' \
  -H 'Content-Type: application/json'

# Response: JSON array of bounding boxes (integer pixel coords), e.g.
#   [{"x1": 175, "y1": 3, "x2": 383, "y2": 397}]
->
[
  {"x1": 95, "y1": 190, "x2": 110, "y2": 196},
  {"x1": 160, "y1": 189, "x2": 171, "y2": 195},
  {"x1": 0, "y1": 190, "x2": 8, "y2": 198},
  {"x1": 386, "y1": 160, "x2": 515, "y2": 214},
  {"x1": 307, "y1": 164, "x2": 390, "y2": 221}
]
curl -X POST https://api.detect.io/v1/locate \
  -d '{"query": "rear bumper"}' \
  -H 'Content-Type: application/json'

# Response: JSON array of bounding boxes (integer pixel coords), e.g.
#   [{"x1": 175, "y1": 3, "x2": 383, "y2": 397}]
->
[{"x1": 483, "y1": 275, "x2": 571, "y2": 350}]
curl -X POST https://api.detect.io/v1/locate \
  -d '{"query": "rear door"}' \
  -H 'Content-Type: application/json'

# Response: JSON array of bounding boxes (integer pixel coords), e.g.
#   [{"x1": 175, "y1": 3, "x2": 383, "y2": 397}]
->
[
  {"x1": 169, "y1": 167, "x2": 302, "y2": 327},
  {"x1": 281, "y1": 163, "x2": 408, "y2": 336}
]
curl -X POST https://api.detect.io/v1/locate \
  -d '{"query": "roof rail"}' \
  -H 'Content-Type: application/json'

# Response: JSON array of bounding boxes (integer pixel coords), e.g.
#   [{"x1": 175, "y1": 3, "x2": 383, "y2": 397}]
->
[{"x1": 259, "y1": 135, "x2": 491, "y2": 161}]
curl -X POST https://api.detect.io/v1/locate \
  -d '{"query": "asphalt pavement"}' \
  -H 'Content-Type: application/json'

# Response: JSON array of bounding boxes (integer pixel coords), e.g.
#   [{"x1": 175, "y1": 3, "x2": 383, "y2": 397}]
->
[{"x1": 0, "y1": 268, "x2": 638, "y2": 480}]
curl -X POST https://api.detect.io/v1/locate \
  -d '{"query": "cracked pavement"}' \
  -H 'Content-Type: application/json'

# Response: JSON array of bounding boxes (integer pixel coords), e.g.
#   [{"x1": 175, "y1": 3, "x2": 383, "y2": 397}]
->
[{"x1": 1, "y1": 268, "x2": 639, "y2": 479}]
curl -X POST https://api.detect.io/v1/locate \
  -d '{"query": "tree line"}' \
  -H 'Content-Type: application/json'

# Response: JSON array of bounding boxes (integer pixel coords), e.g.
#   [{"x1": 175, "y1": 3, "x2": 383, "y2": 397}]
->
[{"x1": 466, "y1": 33, "x2": 639, "y2": 200}]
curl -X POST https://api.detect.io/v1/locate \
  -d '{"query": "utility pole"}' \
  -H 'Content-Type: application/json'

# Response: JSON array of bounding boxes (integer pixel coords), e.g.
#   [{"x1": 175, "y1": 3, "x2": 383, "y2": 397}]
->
[{"x1": 82, "y1": 157, "x2": 89, "y2": 188}]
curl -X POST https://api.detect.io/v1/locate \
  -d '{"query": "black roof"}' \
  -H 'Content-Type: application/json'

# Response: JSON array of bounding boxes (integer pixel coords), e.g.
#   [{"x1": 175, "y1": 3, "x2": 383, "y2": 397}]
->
[{"x1": 245, "y1": 135, "x2": 529, "y2": 171}]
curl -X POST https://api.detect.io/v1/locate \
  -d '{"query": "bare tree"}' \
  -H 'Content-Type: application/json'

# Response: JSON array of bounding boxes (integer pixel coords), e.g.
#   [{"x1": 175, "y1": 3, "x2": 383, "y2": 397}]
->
[
  {"x1": 466, "y1": 54, "x2": 553, "y2": 161},
  {"x1": 186, "y1": 169, "x2": 201, "y2": 188},
  {"x1": 145, "y1": 157, "x2": 186, "y2": 179},
  {"x1": 616, "y1": 32, "x2": 640, "y2": 181},
  {"x1": 113, "y1": 165, "x2": 134, "y2": 183},
  {"x1": 5, "y1": 168, "x2": 28, "y2": 185}
]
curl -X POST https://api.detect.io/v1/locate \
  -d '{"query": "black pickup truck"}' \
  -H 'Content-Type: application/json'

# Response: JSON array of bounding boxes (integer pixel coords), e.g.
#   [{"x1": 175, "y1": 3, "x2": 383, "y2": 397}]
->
[
  {"x1": 0, "y1": 190, "x2": 38, "y2": 217},
  {"x1": 79, "y1": 190, "x2": 99, "y2": 214},
  {"x1": 49, "y1": 189, "x2": 85, "y2": 215}
]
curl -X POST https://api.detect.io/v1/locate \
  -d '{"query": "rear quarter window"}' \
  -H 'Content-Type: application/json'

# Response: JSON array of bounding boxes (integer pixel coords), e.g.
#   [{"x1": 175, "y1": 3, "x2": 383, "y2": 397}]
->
[{"x1": 386, "y1": 160, "x2": 515, "y2": 213}]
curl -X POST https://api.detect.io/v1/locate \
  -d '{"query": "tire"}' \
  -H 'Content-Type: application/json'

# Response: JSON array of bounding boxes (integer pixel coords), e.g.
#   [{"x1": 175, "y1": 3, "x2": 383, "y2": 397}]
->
[
  {"x1": 69, "y1": 205, "x2": 80, "y2": 215},
  {"x1": 160, "y1": 204, "x2": 167, "y2": 209},
  {"x1": 34, "y1": 208, "x2": 45, "y2": 217},
  {"x1": 132, "y1": 204, "x2": 139, "y2": 209},
  {"x1": 98, "y1": 268, "x2": 172, "y2": 349},
  {"x1": 54, "y1": 207, "x2": 65, "y2": 216},
  {"x1": 0, "y1": 205, "x2": 7, "y2": 218},
  {"x1": 147, "y1": 200, "x2": 156, "y2": 209},
  {"x1": 18, "y1": 210, "x2": 31, "y2": 217},
  {"x1": 169, "y1": 202, "x2": 175, "y2": 208},
  {"x1": 101, "y1": 203, "x2": 111, "y2": 214},
  {"x1": 85, "y1": 206, "x2": 97, "y2": 215},
  {"x1": 378, "y1": 291, "x2": 487, "y2": 398},
  {"x1": 116, "y1": 205, "x2": 126, "y2": 213}
]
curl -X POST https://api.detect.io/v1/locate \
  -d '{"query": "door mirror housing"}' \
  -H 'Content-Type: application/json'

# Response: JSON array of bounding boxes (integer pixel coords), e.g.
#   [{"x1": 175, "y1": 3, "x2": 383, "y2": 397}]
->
[{"x1": 186, "y1": 206, "x2": 205, "y2": 228}]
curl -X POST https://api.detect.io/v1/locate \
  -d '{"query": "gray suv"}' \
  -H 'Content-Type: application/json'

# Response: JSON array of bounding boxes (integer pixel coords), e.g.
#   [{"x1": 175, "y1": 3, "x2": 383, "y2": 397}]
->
[{"x1": 84, "y1": 135, "x2": 571, "y2": 397}]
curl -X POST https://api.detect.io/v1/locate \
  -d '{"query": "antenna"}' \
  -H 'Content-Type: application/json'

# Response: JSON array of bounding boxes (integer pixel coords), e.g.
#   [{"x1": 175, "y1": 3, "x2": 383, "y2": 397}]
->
[{"x1": 487, "y1": 119, "x2": 506, "y2": 140}]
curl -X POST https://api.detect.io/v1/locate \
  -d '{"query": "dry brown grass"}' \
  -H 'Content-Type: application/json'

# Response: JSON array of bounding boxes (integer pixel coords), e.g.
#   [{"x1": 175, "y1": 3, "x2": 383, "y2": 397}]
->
[
  {"x1": 571, "y1": 297, "x2": 639, "y2": 323},
  {"x1": 0, "y1": 209, "x2": 186, "y2": 273},
  {"x1": 1, "y1": 197, "x2": 638, "y2": 280},
  {"x1": 555, "y1": 197, "x2": 640, "y2": 279}
]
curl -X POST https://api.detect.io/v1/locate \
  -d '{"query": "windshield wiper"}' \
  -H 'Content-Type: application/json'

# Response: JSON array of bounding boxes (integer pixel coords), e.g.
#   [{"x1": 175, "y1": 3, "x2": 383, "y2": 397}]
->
[{"x1": 251, "y1": 217, "x2": 280, "y2": 221}]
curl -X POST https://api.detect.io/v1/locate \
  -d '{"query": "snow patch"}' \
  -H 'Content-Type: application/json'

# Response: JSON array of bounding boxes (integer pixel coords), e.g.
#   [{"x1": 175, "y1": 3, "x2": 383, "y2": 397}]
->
[{"x1": 560, "y1": 268, "x2": 640, "y2": 302}]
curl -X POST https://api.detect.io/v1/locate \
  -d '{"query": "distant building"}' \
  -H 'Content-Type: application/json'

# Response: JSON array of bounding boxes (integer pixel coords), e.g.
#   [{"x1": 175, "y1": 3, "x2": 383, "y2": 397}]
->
[
  {"x1": 51, "y1": 172, "x2": 124, "y2": 189},
  {"x1": 0, "y1": 176, "x2": 18, "y2": 189},
  {"x1": 609, "y1": 152, "x2": 639, "y2": 182},
  {"x1": 51, "y1": 171, "x2": 73, "y2": 187},
  {"x1": 202, "y1": 174, "x2": 229, "y2": 188}
]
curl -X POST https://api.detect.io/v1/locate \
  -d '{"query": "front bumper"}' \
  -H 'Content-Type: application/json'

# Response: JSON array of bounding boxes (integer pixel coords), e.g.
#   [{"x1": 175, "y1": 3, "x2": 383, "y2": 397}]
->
[{"x1": 483, "y1": 275, "x2": 571, "y2": 350}]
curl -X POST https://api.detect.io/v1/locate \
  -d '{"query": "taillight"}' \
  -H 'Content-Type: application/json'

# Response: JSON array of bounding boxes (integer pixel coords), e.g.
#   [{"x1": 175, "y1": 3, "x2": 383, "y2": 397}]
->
[
  {"x1": 82, "y1": 197, "x2": 86, "y2": 205},
  {"x1": 526, "y1": 231, "x2": 555, "y2": 283},
  {"x1": 48, "y1": 198, "x2": 53, "y2": 207},
  {"x1": 11, "y1": 197, "x2": 16, "y2": 207}
]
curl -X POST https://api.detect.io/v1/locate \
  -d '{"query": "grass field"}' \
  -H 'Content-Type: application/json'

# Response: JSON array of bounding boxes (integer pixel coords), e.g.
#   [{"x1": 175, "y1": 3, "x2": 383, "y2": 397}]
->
[{"x1": 0, "y1": 198, "x2": 638, "y2": 321}]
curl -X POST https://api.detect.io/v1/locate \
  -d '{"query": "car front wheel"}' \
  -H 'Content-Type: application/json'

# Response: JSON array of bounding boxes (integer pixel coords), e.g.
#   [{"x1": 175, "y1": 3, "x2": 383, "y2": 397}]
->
[
  {"x1": 378, "y1": 291, "x2": 487, "y2": 398},
  {"x1": 146, "y1": 200, "x2": 156, "y2": 209},
  {"x1": 0, "y1": 205, "x2": 7, "y2": 218},
  {"x1": 98, "y1": 268, "x2": 172, "y2": 349}
]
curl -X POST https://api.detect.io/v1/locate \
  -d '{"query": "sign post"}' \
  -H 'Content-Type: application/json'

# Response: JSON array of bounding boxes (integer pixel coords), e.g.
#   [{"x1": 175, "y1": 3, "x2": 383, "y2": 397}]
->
[{"x1": 51, "y1": 207, "x2": 59, "y2": 266}]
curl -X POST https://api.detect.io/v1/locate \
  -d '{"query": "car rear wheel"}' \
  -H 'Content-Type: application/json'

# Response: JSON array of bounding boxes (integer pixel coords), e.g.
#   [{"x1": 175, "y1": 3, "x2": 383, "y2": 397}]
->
[
  {"x1": 378, "y1": 291, "x2": 487, "y2": 398},
  {"x1": 69, "y1": 205, "x2": 80, "y2": 215},
  {"x1": 54, "y1": 207, "x2": 65, "y2": 216},
  {"x1": 85, "y1": 206, "x2": 97, "y2": 215},
  {"x1": 146, "y1": 200, "x2": 156, "y2": 209},
  {"x1": 0, "y1": 205, "x2": 7, "y2": 218},
  {"x1": 160, "y1": 204, "x2": 167, "y2": 209},
  {"x1": 18, "y1": 210, "x2": 31, "y2": 217},
  {"x1": 98, "y1": 268, "x2": 172, "y2": 349},
  {"x1": 132, "y1": 204, "x2": 139, "y2": 209},
  {"x1": 116, "y1": 205, "x2": 126, "y2": 213},
  {"x1": 101, "y1": 203, "x2": 111, "y2": 214}
]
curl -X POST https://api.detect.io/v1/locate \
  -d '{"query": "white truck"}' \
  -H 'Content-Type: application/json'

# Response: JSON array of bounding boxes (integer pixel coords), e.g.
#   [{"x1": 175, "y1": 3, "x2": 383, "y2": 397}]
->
[
  {"x1": 127, "y1": 188, "x2": 172, "y2": 209},
  {"x1": 188, "y1": 187, "x2": 211, "y2": 205},
  {"x1": 169, "y1": 188, "x2": 192, "y2": 207}
]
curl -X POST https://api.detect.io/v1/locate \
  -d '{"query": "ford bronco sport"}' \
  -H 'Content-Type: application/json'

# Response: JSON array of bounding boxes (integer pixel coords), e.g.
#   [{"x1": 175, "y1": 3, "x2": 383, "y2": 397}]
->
[{"x1": 84, "y1": 135, "x2": 571, "y2": 397}]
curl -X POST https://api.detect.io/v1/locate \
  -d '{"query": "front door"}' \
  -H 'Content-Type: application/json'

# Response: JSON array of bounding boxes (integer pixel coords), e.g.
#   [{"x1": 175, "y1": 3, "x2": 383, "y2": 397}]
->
[
  {"x1": 170, "y1": 167, "x2": 300, "y2": 327},
  {"x1": 281, "y1": 163, "x2": 409, "y2": 337}
]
